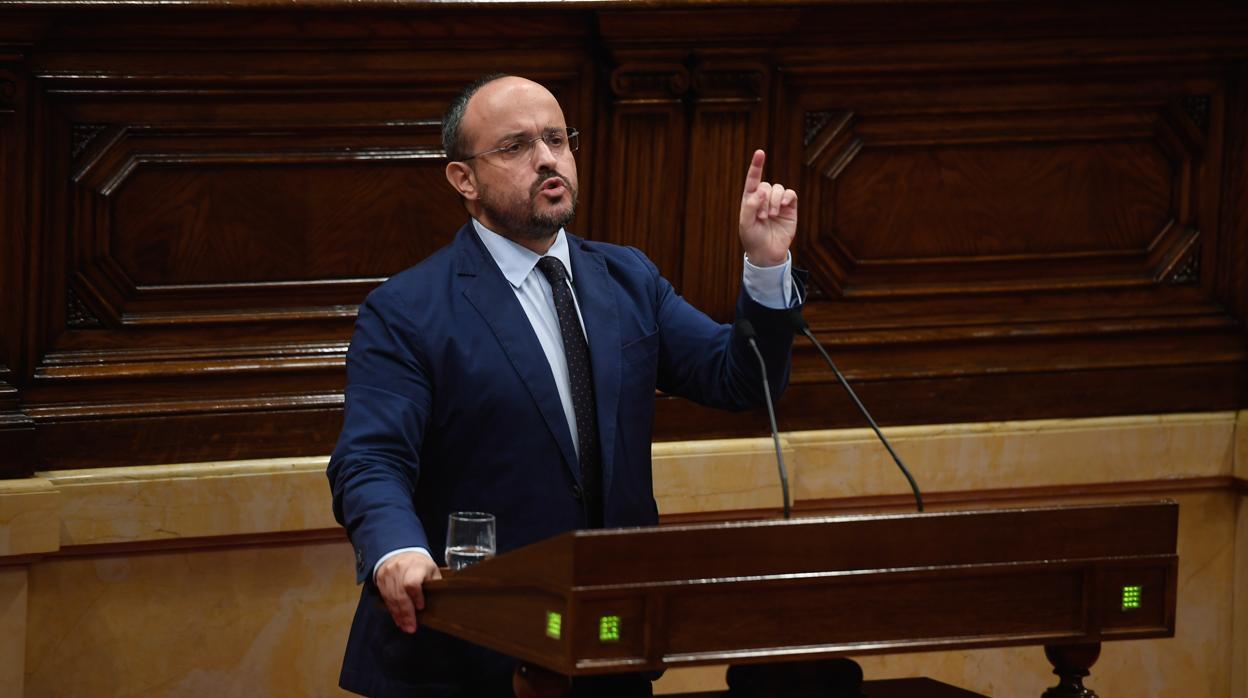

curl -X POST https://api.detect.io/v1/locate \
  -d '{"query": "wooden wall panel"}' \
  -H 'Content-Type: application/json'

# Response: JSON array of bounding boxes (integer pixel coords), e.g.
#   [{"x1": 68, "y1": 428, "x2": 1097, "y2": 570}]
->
[
  {"x1": 798, "y1": 82, "x2": 1210, "y2": 297},
  {"x1": 0, "y1": 53, "x2": 35, "y2": 473},
  {"x1": 594, "y1": 61, "x2": 690, "y2": 284},
  {"x1": 0, "y1": 2, "x2": 1245, "y2": 474},
  {"x1": 679, "y1": 64, "x2": 769, "y2": 319}
]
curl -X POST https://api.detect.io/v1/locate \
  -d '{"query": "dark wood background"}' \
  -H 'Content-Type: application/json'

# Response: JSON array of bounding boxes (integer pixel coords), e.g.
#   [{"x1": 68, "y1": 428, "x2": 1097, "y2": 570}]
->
[{"x1": 1, "y1": 0, "x2": 1246, "y2": 476}]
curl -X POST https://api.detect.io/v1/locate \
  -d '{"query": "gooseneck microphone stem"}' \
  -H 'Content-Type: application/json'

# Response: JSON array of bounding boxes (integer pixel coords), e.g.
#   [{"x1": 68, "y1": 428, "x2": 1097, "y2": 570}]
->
[
  {"x1": 737, "y1": 320, "x2": 792, "y2": 519},
  {"x1": 791, "y1": 311, "x2": 924, "y2": 513}
]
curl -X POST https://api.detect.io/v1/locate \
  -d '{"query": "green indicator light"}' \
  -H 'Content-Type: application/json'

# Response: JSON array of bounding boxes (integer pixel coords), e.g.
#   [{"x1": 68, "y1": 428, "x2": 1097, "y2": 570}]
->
[
  {"x1": 599, "y1": 615, "x2": 621, "y2": 643},
  {"x1": 1121, "y1": 585, "x2": 1142, "y2": 610},
  {"x1": 546, "y1": 611, "x2": 562, "y2": 640}
]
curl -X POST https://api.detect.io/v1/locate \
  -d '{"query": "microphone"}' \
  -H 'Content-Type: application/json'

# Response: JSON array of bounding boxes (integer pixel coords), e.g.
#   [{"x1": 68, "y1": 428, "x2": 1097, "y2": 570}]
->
[
  {"x1": 787, "y1": 309, "x2": 924, "y2": 512},
  {"x1": 736, "y1": 319, "x2": 792, "y2": 519}
]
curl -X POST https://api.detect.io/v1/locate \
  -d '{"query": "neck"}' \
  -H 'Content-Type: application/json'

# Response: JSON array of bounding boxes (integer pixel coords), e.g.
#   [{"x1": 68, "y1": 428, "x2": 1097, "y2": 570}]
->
[
  {"x1": 472, "y1": 213, "x2": 559, "y2": 254},
  {"x1": 508, "y1": 231, "x2": 558, "y2": 255}
]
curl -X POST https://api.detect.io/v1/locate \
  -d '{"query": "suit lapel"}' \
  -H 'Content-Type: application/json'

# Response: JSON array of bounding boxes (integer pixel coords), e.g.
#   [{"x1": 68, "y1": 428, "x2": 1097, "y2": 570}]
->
[
  {"x1": 455, "y1": 227, "x2": 581, "y2": 481},
  {"x1": 567, "y1": 236, "x2": 622, "y2": 504}
]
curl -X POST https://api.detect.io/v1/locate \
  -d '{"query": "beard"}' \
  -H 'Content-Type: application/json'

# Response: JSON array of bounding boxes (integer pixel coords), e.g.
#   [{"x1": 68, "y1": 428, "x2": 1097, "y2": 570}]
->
[{"x1": 477, "y1": 168, "x2": 577, "y2": 241}]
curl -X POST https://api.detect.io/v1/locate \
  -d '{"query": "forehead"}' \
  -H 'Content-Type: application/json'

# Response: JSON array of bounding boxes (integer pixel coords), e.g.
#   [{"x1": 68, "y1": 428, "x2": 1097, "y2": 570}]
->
[{"x1": 462, "y1": 77, "x2": 567, "y2": 146}]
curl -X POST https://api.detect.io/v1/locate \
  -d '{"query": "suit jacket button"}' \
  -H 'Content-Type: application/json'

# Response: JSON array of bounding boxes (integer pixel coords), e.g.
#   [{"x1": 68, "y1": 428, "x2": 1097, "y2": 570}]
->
[{"x1": 571, "y1": 485, "x2": 583, "y2": 500}]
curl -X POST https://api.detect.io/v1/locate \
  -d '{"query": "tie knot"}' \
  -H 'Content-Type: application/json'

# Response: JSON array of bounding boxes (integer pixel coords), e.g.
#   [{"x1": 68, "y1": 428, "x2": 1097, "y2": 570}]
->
[{"x1": 536, "y1": 256, "x2": 569, "y2": 285}]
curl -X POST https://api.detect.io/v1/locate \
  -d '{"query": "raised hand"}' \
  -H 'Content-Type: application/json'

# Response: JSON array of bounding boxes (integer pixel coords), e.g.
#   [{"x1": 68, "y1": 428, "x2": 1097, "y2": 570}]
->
[{"x1": 738, "y1": 149, "x2": 797, "y2": 267}]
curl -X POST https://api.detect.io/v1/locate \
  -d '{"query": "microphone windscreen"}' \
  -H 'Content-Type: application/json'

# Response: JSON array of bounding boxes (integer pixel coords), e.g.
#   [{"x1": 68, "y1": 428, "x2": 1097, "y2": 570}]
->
[
  {"x1": 735, "y1": 318, "x2": 758, "y2": 339},
  {"x1": 786, "y1": 308, "x2": 809, "y2": 333}
]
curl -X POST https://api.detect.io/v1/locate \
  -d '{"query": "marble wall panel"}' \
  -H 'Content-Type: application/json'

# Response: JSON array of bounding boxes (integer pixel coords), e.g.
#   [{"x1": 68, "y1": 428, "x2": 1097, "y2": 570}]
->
[
  {"x1": 787, "y1": 413, "x2": 1235, "y2": 501},
  {"x1": 1236, "y1": 410, "x2": 1248, "y2": 481},
  {"x1": 0, "y1": 567, "x2": 27, "y2": 697},
  {"x1": 24, "y1": 540, "x2": 359, "y2": 697},
  {"x1": 0, "y1": 478, "x2": 59, "y2": 557},
  {"x1": 1232, "y1": 495, "x2": 1247, "y2": 698},
  {"x1": 652, "y1": 437, "x2": 791, "y2": 515},
  {"x1": 40, "y1": 457, "x2": 335, "y2": 546}
]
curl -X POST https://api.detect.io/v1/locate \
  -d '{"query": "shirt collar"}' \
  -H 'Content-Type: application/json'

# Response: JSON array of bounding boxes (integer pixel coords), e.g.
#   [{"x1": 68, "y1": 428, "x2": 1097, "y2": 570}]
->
[{"x1": 472, "y1": 218, "x2": 573, "y2": 289}]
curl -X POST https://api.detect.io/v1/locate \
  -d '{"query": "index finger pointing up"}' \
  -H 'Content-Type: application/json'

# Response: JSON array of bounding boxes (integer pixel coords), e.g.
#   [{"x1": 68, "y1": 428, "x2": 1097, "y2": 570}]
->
[{"x1": 742, "y1": 149, "x2": 766, "y2": 197}]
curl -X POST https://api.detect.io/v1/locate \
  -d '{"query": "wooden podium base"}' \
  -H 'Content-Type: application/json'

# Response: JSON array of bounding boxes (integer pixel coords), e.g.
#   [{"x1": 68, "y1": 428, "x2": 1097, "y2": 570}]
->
[
  {"x1": 673, "y1": 677, "x2": 988, "y2": 698},
  {"x1": 515, "y1": 661, "x2": 989, "y2": 698}
]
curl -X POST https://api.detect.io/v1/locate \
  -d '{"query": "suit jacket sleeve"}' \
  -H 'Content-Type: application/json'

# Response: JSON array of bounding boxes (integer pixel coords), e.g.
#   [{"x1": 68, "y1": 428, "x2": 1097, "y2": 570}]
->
[
  {"x1": 327, "y1": 286, "x2": 433, "y2": 584},
  {"x1": 627, "y1": 247, "x2": 801, "y2": 411}
]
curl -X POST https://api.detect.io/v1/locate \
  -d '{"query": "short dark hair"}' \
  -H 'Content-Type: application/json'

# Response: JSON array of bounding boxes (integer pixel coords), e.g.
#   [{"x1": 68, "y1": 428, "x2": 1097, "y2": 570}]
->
[{"x1": 442, "y1": 73, "x2": 511, "y2": 161}]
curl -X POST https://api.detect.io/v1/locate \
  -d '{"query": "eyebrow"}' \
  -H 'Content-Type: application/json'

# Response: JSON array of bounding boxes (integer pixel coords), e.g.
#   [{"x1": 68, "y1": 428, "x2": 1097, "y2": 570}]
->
[
  {"x1": 495, "y1": 126, "x2": 565, "y2": 143},
  {"x1": 497, "y1": 131, "x2": 529, "y2": 143}
]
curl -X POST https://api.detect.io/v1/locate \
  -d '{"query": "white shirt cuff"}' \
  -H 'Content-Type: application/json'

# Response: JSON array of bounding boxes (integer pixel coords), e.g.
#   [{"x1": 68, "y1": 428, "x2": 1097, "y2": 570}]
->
[
  {"x1": 373, "y1": 547, "x2": 434, "y2": 583},
  {"x1": 742, "y1": 251, "x2": 799, "y2": 309}
]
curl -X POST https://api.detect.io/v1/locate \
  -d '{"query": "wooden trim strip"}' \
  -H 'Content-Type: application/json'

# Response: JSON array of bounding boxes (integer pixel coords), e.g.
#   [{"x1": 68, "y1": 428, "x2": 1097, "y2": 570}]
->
[
  {"x1": 1234, "y1": 477, "x2": 1248, "y2": 496},
  {"x1": 662, "y1": 476, "x2": 1238, "y2": 524},
  {"x1": 48, "y1": 527, "x2": 347, "y2": 560}
]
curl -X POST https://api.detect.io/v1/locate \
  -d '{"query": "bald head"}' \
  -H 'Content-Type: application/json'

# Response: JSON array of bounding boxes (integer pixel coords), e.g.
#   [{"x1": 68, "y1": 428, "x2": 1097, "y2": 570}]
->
[
  {"x1": 441, "y1": 73, "x2": 508, "y2": 162},
  {"x1": 443, "y1": 75, "x2": 566, "y2": 161}
]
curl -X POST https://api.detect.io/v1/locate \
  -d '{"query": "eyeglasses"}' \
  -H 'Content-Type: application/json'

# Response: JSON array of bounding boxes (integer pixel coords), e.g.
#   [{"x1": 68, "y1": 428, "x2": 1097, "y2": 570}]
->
[{"x1": 461, "y1": 128, "x2": 579, "y2": 163}]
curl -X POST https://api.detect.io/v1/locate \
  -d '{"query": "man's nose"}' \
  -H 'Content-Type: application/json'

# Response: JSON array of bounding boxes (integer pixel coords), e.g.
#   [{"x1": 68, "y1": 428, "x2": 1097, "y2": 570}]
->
[{"x1": 532, "y1": 138, "x2": 559, "y2": 170}]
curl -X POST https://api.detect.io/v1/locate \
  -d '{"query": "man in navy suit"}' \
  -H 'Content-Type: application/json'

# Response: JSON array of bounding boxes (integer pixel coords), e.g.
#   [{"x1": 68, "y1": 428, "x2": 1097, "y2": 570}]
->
[{"x1": 328, "y1": 74, "x2": 802, "y2": 697}]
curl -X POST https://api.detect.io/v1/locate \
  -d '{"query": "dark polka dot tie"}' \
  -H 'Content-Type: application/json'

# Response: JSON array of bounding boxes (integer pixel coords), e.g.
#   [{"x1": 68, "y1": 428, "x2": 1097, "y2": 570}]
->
[{"x1": 536, "y1": 256, "x2": 603, "y2": 528}]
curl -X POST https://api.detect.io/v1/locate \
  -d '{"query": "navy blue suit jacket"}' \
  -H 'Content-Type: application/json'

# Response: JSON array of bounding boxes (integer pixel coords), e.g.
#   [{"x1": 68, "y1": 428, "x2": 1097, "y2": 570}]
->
[{"x1": 328, "y1": 224, "x2": 799, "y2": 696}]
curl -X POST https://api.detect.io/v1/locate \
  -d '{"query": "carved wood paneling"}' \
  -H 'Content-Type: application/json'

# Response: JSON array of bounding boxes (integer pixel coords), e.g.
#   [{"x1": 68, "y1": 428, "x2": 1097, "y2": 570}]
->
[
  {"x1": 0, "y1": 56, "x2": 34, "y2": 477},
  {"x1": 68, "y1": 123, "x2": 457, "y2": 324},
  {"x1": 595, "y1": 62, "x2": 690, "y2": 284},
  {"x1": 1216, "y1": 63, "x2": 1248, "y2": 322},
  {"x1": 801, "y1": 99, "x2": 1202, "y2": 297},
  {"x1": 681, "y1": 63, "x2": 768, "y2": 320},
  {"x1": 0, "y1": 2, "x2": 1244, "y2": 473}
]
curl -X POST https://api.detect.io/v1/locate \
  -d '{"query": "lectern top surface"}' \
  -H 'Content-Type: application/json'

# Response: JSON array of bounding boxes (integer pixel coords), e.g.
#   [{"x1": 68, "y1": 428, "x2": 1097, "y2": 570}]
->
[{"x1": 442, "y1": 500, "x2": 1176, "y2": 590}]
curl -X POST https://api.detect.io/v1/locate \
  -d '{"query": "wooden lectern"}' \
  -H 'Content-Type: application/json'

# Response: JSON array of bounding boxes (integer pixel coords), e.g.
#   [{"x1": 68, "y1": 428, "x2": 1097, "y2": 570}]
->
[{"x1": 421, "y1": 501, "x2": 1177, "y2": 697}]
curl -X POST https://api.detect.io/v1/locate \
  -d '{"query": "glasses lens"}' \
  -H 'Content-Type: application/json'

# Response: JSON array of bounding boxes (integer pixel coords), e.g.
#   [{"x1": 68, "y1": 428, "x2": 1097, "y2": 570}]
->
[{"x1": 567, "y1": 129, "x2": 579, "y2": 153}]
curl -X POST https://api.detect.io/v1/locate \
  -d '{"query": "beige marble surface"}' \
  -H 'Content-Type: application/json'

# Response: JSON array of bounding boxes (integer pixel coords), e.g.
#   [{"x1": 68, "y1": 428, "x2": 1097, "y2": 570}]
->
[
  {"x1": 1233, "y1": 494, "x2": 1247, "y2": 698},
  {"x1": 1236, "y1": 410, "x2": 1248, "y2": 482},
  {"x1": 37, "y1": 456, "x2": 335, "y2": 546},
  {"x1": 24, "y1": 540, "x2": 359, "y2": 697},
  {"x1": 0, "y1": 567, "x2": 27, "y2": 697},
  {"x1": 0, "y1": 478, "x2": 60, "y2": 557},
  {"x1": 652, "y1": 437, "x2": 790, "y2": 514},
  {"x1": 0, "y1": 412, "x2": 1233, "y2": 551},
  {"x1": 787, "y1": 412, "x2": 1235, "y2": 501}
]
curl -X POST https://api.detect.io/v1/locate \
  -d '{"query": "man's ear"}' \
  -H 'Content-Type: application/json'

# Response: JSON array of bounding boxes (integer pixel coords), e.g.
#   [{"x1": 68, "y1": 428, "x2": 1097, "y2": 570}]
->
[{"x1": 445, "y1": 161, "x2": 479, "y2": 201}]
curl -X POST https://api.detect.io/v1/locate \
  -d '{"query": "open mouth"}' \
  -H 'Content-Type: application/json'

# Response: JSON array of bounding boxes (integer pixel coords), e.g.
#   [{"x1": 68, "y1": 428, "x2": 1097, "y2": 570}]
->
[{"x1": 538, "y1": 176, "x2": 567, "y2": 198}]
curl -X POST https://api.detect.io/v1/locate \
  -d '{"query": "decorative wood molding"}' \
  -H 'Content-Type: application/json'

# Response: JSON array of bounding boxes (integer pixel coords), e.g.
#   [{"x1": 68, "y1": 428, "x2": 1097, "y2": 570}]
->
[
  {"x1": 65, "y1": 123, "x2": 451, "y2": 327},
  {"x1": 70, "y1": 124, "x2": 107, "y2": 160},
  {"x1": 804, "y1": 110, "x2": 839, "y2": 147},
  {"x1": 690, "y1": 65, "x2": 764, "y2": 101},
  {"x1": 609, "y1": 63, "x2": 690, "y2": 102},
  {"x1": 65, "y1": 287, "x2": 103, "y2": 329},
  {"x1": 798, "y1": 95, "x2": 1207, "y2": 299},
  {"x1": 663, "y1": 476, "x2": 1240, "y2": 524},
  {"x1": 1169, "y1": 242, "x2": 1201, "y2": 285},
  {"x1": 0, "y1": 77, "x2": 15, "y2": 111},
  {"x1": 1181, "y1": 95, "x2": 1211, "y2": 134}
]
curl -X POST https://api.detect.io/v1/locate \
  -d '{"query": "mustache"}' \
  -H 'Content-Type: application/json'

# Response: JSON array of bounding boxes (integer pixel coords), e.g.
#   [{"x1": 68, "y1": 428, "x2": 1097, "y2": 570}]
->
[{"x1": 530, "y1": 169, "x2": 573, "y2": 197}]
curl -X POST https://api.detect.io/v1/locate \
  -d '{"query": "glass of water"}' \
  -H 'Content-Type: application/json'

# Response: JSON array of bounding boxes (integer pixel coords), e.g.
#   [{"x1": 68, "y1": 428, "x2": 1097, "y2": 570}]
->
[{"x1": 445, "y1": 511, "x2": 496, "y2": 571}]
